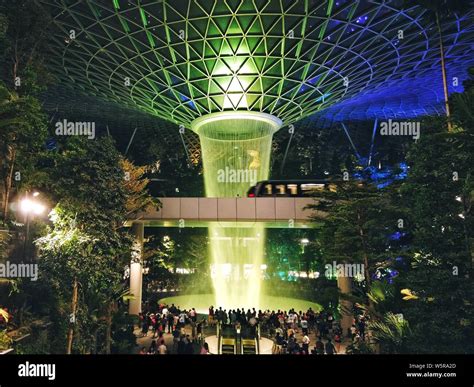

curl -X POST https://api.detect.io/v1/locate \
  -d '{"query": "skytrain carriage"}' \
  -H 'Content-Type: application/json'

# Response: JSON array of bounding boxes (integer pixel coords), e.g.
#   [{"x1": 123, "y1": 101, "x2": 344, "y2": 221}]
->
[{"x1": 247, "y1": 180, "x2": 336, "y2": 197}]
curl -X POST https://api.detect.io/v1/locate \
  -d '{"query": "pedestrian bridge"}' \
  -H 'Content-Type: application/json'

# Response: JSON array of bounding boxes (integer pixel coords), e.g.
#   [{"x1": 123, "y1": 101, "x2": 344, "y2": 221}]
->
[{"x1": 127, "y1": 197, "x2": 325, "y2": 228}]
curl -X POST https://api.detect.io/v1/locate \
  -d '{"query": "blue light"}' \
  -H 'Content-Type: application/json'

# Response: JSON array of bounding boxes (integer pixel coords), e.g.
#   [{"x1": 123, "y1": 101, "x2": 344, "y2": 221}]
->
[
  {"x1": 315, "y1": 92, "x2": 331, "y2": 103},
  {"x1": 311, "y1": 62, "x2": 473, "y2": 127},
  {"x1": 46, "y1": 138, "x2": 57, "y2": 150},
  {"x1": 353, "y1": 162, "x2": 408, "y2": 189},
  {"x1": 389, "y1": 231, "x2": 407, "y2": 241}
]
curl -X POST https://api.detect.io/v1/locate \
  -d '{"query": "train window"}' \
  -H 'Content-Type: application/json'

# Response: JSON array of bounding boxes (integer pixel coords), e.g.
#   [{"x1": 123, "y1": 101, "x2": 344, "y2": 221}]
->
[
  {"x1": 275, "y1": 184, "x2": 286, "y2": 195},
  {"x1": 264, "y1": 184, "x2": 272, "y2": 195},
  {"x1": 287, "y1": 184, "x2": 298, "y2": 195},
  {"x1": 301, "y1": 183, "x2": 326, "y2": 195}
]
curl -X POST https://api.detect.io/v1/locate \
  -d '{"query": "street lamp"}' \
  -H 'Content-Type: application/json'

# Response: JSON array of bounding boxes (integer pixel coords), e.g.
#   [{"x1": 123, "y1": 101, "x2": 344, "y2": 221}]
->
[
  {"x1": 300, "y1": 238, "x2": 309, "y2": 252},
  {"x1": 300, "y1": 238, "x2": 310, "y2": 273},
  {"x1": 20, "y1": 192, "x2": 46, "y2": 261},
  {"x1": 20, "y1": 198, "x2": 46, "y2": 216}
]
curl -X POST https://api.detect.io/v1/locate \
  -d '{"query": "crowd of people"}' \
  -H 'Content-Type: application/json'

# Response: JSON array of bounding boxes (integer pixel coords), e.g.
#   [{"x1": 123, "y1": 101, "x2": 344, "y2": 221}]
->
[
  {"x1": 208, "y1": 305, "x2": 344, "y2": 354},
  {"x1": 136, "y1": 303, "x2": 354, "y2": 355},
  {"x1": 137, "y1": 304, "x2": 209, "y2": 355}
]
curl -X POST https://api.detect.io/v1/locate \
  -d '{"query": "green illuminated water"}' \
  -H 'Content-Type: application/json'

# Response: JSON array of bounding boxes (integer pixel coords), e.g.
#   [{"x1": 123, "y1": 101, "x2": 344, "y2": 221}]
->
[{"x1": 193, "y1": 113, "x2": 280, "y2": 310}]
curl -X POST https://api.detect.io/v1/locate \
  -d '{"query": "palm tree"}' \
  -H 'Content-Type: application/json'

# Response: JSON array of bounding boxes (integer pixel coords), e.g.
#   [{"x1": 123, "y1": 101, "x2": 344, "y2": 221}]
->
[
  {"x1": 407, "y1": 1, "x2": 471, "y2": 132},
  {"x1": 368, "y1": 312, "x2": 412, "y2": 354}
]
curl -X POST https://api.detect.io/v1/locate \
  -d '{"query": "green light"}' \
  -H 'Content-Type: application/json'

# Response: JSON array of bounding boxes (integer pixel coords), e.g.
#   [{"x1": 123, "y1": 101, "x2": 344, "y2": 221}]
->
[
  {"x1": 319, "y1": 20, "x2": 328, "y2": 40},
  {"x1": 146, "y1": 30, "x2": 155, "y2": 48},
  {"x1": 112, "y1": 0, "x2": 120, "y2": 10},
  {"x1": 347, "y1": 3, "x2": 357, "y2": 20},
  {"x1": 327, "y1": 0, "x2": 334, "y2": 16},
  {"x1": 118, "y1": 16, "x2": 129, "y2": 33},
  {"x1": 139, "y1": 8, "x2": 148, "y2": 27}
]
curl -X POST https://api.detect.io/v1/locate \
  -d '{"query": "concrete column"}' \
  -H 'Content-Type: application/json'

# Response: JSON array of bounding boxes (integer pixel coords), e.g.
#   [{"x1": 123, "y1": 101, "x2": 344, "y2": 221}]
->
[
  {"x1": 337, "y1": 275, "x2": 353, "y2": 337},
  {"x1": 129, "y1": 222, "x2": 144, "y2": 316}
]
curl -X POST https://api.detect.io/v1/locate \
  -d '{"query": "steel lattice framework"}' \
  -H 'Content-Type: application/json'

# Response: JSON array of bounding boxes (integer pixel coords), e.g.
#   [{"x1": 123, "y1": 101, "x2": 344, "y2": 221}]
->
[{"x1": 39, "y1": 0, "x2": 474, "y2": 129}]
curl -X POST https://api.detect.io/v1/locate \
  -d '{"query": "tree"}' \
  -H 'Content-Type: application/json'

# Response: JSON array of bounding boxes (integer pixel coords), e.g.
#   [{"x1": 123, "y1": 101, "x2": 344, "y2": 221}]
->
[
  {"x1": 451, "y1": 66, "x2": 474, "y2": 133},
  {"x1": 310, "y1": 181, "x2": 407, "y2": 289},
  {"x1": 0, "y1": 1, "x2": 52, "y2": 222},
  {"x1": 401, "y1": 128, "x2": 473, "y2": 272},
  {"x1": 0, "y1": 82, "x2": 47, "y2": 222},
  {"x1": 396, "y1": 114, "x2": 474, "y2": 353},
  {"x1": 120, "y1": 158, "x2": 158, "y2": 218},
  {"x1": 406, "y1": 0, "x2": 471, "y2": 132},
  {"x1": 308, "y1": 180, "x2": 409, "y2": 341},
  {"x1": 395, "y1": 252, "x2": 474, "y2": 353},
  {"x1": 0, "y1": 0, "x2": 53, "y2": 95},
  {"x1": 36, "y1": 137, "x2": 154, "y2": 353}
]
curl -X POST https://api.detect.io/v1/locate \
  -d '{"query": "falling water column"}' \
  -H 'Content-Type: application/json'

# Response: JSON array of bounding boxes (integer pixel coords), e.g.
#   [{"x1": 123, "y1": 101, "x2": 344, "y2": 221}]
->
[{"x1": 191, "y1": 112, "x2": 282, "y2": 310}]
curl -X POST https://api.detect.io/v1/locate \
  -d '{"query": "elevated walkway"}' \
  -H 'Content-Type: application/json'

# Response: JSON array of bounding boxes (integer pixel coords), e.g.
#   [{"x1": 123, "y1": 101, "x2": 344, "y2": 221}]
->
[{"x1": 127, "y1": 197, "x2": 326, "y2": 229}]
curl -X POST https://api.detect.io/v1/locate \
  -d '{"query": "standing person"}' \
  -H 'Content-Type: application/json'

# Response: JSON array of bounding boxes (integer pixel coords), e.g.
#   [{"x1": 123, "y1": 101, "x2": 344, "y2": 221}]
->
[
  {"x1": 350, "y1": 324, "x2": 357, "y2": 340},
  {"x1": 148, "y1": 339, "x2": 157, "y2": 354},
  {"x1": 334, "y1": 331, "x2": 342, "y2": 353},
  {"x1": 190, "y1": 308, "x2": 197, "y2": 323},
  {"x1": 177, "y1": 335, "x2": 186, "y2": 354},
  {"x1": 157, "y1": 331, "x2": 165, "y2": 346},
  {"x1": 185, "y1": 336, "x2": 194, "y2": 354},
  {"x1": 358, "y1": 318, "x2": 366, "y2": 341},
  {"x1": 179, "y1": 310, "x2": 187, "y2": 328},
  {"x1": 287, "y1": 334, "x2": 297, "y2": 354},
  {"x1": 158, "y1": 342, "x2": 167, "y2": 354},
  {"x1": 173, "y1": 313, "x2": 179, "y2": 331},
  {"x1": 301, "y1": 318, "x2": 308, "y2": 335},
  {"x1": 325, "y1": 338, "x2": 336, "y2": 355},
  {"x1": 196, "y1": 320, "x2": 203, "y2": 341},
  {"x1": 167, "y1": 312, "x2": 174, "y2": 333},
  {"x1": 172, "y1": 327, "x2": 180, "y2": 352},
  {"x1": 161, "y1": 312, "x2": 167, "y2": 333},
  {"x1": 153, "y1": 315, "x2": 161, "y2": 338},
  {"x1": 200, "y1": 342, "x2": 210, "y2": 354},
  {"x1": 222, "y1": 309, "x2": 228, "y2": 325},
  {"x1": 315, "y1": 337, "x2": 325, "y2": 355},
  {"x1": 141, "y1": 316, "x2": 149, "y2": 337},
  {"x1": 302, "y1": 334, "x2": 310, "y2": 354},
  {"x1": 249, "y1": 315, "x2": 257, "y2": 330},
  {"x1": 208, "y1": 306, "x2": 214, "y2": 326}
]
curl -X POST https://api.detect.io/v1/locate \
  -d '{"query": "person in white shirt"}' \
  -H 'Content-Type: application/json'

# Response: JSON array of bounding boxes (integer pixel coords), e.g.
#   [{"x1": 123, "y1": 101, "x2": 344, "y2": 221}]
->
[
  {"x1": 158, "y1": 343, "x2": 167, "y2": 354},
  {"x1": 301, "y1": 318, "x2": 309, "y2": 335},
  {"x1": 302, "y1": 335, "x2": 310, "y2": 354}
]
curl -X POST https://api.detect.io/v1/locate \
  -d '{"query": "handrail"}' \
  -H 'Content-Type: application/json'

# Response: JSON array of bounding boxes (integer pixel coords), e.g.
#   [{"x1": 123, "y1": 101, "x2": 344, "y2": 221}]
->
[{"x1": 216, "y1": 322, "x2": 221, "y2": 354}]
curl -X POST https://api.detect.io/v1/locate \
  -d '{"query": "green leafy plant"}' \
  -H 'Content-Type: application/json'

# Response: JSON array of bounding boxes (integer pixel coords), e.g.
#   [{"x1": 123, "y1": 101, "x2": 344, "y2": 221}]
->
[
  {"x1": 0, "y1": 330, "x2": 12, "y2": 350},
  {"x1": 368, "y1": 312, "x2": 412, "y2": 354}
]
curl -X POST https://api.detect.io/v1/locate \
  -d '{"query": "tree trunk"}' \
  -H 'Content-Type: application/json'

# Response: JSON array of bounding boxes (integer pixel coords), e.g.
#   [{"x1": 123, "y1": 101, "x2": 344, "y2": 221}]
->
[
  {"x1": 66, "y1": 277, "x2": 78, "y2": 354},
  {"x1": 2, "y1": 147, "x2": 16, "y2": 222},
  {"x1": 105, "y1": 301, "x2": 113, "y2": 354},
  {"x1": 357, "y1": 211, "x2": 375, "y2": 312},
  {"x1": 436, "y1": 11, "x2": 453, "y2": 132},
  {"x1": 357, "y1": 212, "x2": 371, "y2": 286}
]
